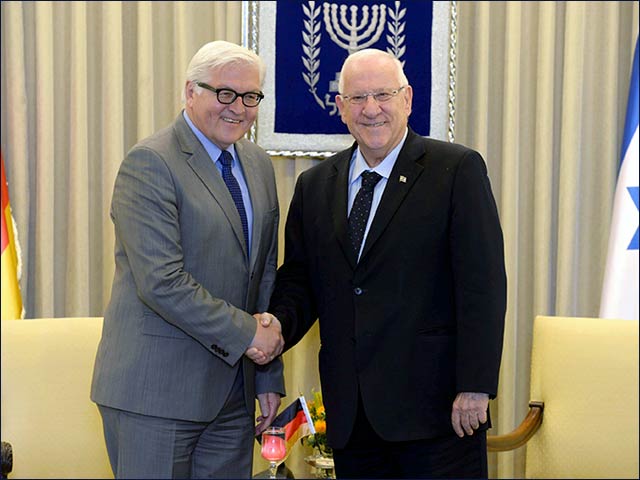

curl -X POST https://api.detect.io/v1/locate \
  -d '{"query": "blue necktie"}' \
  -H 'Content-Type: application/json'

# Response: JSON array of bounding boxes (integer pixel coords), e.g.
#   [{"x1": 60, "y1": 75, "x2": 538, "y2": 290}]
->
[
  {"x1": 219, "y1": 150, "x2": 249, "y2": 251},
  {"x1": 348, "y1": 170, "x2": 382, "y2": 258}
]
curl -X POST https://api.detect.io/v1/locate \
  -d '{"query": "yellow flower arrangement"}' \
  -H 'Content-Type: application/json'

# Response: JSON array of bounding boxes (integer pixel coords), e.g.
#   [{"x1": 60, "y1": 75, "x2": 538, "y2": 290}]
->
[{"x1": 303, "y1": 390, "x2": 333, "y2": 457}]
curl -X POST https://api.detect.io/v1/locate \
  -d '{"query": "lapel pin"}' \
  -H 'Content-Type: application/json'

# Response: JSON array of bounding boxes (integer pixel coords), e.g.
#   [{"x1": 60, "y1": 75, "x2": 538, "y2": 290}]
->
[{"x1": 399, "y1": 175, "x2": 407, "y2": 183}]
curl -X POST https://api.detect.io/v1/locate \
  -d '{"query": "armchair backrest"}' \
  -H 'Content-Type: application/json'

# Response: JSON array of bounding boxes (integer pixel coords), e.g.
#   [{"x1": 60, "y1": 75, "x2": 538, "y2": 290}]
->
[
  {"x1": 1, "y1": 317, "x2": 112, "y2": 479},
  {"x1": 525, "y1": 316, "x2": 639, "y2": 478}
]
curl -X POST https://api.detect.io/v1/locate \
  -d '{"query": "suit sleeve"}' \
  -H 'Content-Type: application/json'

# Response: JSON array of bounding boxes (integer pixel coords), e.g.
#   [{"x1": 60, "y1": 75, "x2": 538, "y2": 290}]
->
[
  {"x1": 255, "y1": 357, "x2": 285, "y2": 396},
  {"x1": 450, "y1": 151, "x2": 507, "y2": 397},
  {"x1": 269, "y1": 172, "x2": 319, "y2": 349},
  {"x1": 111, "y1": 146, "x2": 256, "y2": 365}
]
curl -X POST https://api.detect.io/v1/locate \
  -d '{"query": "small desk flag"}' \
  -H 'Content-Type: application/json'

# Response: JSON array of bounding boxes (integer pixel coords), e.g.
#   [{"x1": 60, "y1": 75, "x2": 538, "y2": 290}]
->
[{"x1": 270, "y1": 396, "x2": 315, "y2": 458}]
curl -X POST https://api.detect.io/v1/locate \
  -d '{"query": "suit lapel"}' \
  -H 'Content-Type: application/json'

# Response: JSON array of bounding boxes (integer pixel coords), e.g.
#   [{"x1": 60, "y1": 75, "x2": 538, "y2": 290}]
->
[
  {"x1": 175, "y1": 115, "x2": 249, "y2": 260},
  {"x1": 359, "y1": 130, "x2": 426, "y2": 262},
  {"x1": 328, "y1": 148, "x2": 358, "y2": 269}
]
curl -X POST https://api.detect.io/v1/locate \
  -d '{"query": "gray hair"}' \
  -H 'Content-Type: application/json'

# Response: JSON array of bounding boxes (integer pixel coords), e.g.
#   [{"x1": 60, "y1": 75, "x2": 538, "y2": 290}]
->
[
  {"x1": 181, "y1": 40, "x2": 266, "y2": 104},
  {"x1": 338, "y1": 48, "x2": 408, "y2": 94}
]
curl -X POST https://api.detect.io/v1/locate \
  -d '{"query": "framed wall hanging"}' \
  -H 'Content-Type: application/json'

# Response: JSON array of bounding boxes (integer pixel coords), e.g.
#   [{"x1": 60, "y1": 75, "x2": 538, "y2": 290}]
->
[{"x1": 242, "y1": 1, "x2": 457, "y2": 157}]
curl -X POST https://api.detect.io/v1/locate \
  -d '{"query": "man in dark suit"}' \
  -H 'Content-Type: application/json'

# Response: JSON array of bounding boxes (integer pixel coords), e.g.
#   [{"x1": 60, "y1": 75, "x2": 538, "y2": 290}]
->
[
  {"x1": 269, "y1": 49, "x2": 507, "y2": 478},
  {"x1": 91, "y1": 41, "x2": 284, "y2": 478}
]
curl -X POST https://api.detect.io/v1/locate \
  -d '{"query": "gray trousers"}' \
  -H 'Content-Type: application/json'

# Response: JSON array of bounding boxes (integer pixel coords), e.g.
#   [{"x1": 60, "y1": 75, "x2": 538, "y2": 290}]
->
[{"x1": 97, "y1": 370, "x2": 254, "y2": 479}]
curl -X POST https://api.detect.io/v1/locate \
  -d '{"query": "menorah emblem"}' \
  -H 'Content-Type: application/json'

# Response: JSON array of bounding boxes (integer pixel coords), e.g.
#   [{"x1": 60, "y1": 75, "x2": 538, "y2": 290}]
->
[
  {"x1": 301, "y1": 1, "x2": 406, "y2": 115},
  {"x1": 323, "y1": 4, "x2": 387, "y2": 55}
]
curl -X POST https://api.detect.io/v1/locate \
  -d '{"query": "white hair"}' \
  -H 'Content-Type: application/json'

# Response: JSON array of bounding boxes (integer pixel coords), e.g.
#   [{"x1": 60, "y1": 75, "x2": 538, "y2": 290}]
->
[{"x1": 181, "y1": 40, "x2": 266, "y2": 104}]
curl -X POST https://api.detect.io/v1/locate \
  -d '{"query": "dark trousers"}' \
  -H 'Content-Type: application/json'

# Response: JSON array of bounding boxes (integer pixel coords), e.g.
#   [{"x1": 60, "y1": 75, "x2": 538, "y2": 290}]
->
[{"x1": 332, "y1": 396, "x2": 488, "y2": 479}]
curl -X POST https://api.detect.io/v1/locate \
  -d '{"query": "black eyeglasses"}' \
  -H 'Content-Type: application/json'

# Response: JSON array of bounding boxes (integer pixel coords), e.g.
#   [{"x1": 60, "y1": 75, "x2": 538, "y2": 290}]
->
[
  {"x1": 341, "y1": 86, "x2": 407, "y2": 105},
  {"x1": 195, "y1": 81, "x2": 264, "y2": 107}
]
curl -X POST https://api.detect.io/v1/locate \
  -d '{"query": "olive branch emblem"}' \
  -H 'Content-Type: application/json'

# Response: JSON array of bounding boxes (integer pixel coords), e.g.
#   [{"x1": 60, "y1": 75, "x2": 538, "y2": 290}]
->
[
  {"x1": 386, "y1": 1, "x2": 406, "y2": 67},
  {"x1": 302, "y1": 1, "x2": 325, "y2": 109}
]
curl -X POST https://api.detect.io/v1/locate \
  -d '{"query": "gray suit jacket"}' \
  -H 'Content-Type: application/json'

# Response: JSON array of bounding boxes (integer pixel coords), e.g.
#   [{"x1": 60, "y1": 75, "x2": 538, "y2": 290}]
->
[{"x1": 91, "y1": 113, "x2": 283, "y2": 422}]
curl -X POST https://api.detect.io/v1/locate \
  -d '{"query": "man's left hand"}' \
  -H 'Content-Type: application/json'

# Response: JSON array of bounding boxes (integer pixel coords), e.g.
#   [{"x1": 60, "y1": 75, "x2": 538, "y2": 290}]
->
[
  {"x1": 451, "y1": 392, "x2": 489, "y2": 437},
  {"x1": 256, "y1": 392, "x2": 282, "y2": 435}
]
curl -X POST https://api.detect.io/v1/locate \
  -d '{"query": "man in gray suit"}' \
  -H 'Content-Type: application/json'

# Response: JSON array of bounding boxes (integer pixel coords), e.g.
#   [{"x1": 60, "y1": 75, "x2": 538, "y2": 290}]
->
[{"x1": 91, "y1": 40, "x2": 284, "y2": 479}]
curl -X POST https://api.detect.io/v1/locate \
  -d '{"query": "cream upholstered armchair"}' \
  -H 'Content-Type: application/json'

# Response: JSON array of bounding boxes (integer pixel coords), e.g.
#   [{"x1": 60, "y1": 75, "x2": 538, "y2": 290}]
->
[
  {"x1": 1, "y1": 317, "x2": 112, "y2": 479},
  {"x1": 487, "y1": 315, "x2": 639, "y2": 479}
]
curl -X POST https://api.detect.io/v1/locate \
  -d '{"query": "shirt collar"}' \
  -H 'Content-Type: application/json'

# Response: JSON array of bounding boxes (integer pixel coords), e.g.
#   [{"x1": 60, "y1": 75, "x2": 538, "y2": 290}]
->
[
  {"x1": 182, "y1": 110, "x2": 237, "y2": 164},
  {"x1": 349, "y1": 128, "x2": 408, "y2": 185}
]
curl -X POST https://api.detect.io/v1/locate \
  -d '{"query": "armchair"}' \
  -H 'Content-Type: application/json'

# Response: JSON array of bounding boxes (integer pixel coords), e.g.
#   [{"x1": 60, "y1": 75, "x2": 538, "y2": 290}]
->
[
  {"x1": 1, "y1": 317, "x2": 112, "y2": 479},
  {"x1": 486, "y1": 315, "x2": 639, "y2": 478}
]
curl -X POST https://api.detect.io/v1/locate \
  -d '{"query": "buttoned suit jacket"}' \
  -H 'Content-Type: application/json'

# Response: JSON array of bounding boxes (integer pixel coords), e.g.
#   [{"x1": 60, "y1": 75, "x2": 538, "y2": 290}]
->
[
  {"x1": 271, "y1": 129, "x2": 506, "y2": 449},
  {"x1": 91, "y1": 113, "x2": 283, "y2": 423}
]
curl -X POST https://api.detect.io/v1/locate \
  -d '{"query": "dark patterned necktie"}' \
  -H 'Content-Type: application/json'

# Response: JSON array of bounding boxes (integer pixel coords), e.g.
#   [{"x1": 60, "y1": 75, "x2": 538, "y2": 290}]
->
[
  {"x1": 348, "y1": 170, "x2": 382, "y2": 257},
  {"x1": 219, "y1": 150, "x2": 249, "y2": 251}
]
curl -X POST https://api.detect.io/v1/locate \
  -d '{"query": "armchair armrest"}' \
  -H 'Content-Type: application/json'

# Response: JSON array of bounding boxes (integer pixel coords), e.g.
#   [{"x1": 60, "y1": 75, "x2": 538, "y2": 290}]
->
[{"x1": 487, "y1": 401, "x2": 544, "y2": 452}]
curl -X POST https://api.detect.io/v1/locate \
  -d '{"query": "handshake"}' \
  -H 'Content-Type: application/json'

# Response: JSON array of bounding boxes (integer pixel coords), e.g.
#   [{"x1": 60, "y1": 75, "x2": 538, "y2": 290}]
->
[{"x1": 245, "y1": 313, "x2": 284, "y2": 365}]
